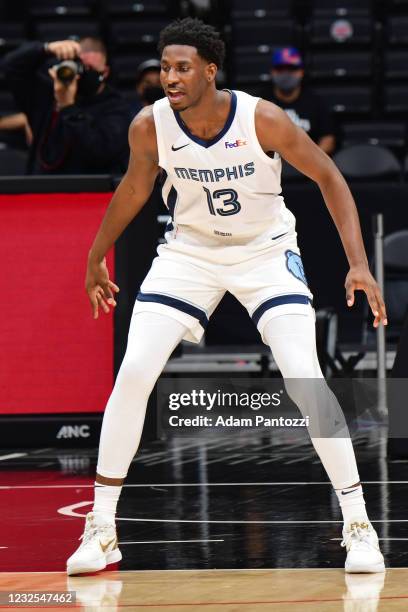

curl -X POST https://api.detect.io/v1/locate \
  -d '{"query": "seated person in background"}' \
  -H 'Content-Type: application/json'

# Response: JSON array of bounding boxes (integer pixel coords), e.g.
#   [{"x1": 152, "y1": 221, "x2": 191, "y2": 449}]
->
[
  {"x1": 130, "y1": 58, "x2": 162, "y2": 116},
  {"x1": 0, "y1": 112, "x2": 32, "y2": 148},
  {"x1": 4, "y1": 37, "x2": 130, "y2": 174},
  {"x1": 262, "y1": 47, "x2": 336, "y2": 155}
]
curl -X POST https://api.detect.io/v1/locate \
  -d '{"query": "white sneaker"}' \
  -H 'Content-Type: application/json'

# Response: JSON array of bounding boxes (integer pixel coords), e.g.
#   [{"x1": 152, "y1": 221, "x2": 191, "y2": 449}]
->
[
  {"x1": 341, "y1": 519, "x2": 385, "y2": 573},
  {"x1": 66, "y1": 512, "x2": 122, "y2": 576}
]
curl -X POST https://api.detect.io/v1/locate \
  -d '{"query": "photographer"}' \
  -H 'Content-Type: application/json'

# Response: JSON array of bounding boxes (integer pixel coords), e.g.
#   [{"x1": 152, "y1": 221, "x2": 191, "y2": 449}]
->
[
  {"x1": 262, "y1": 47, "x2": 336, "y2": 155},
  {"x1": 4, "y1": 37, "x2": 130, "y2": 174}
]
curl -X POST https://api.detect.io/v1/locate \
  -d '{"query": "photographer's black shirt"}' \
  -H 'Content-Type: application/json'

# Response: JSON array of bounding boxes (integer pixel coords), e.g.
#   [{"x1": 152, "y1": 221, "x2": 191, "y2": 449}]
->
[
  {"x1": 260, "y1": 86, "x2": 335, "y2": 144},
  {"x1": 4, "y1": 42, "x2": 130, "y2": 174}
]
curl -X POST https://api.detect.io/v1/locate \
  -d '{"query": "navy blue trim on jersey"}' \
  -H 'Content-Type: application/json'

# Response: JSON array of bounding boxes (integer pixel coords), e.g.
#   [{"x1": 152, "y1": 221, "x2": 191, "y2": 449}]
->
[
  {"x1": 160, "y1": 168, "x2": 168, "y2": 187},
  {"x1": 167, "y1": 185, "x2": 177, "y2": 218},
  {"x1": 252, "y1": 294, "x2": 312, "y2": 326},
  {"x1": 173, "y1": 91, "x2": 237, "y2": 148},
  {"x1": 137, "y1": 292, "x2": 209, "y2": 329}
]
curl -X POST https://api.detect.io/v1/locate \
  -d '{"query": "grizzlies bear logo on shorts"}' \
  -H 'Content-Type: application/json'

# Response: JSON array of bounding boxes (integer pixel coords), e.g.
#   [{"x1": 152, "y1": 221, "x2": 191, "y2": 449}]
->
[{"x1": 285, "y1": 250, "x2": 308, "y2": 286}]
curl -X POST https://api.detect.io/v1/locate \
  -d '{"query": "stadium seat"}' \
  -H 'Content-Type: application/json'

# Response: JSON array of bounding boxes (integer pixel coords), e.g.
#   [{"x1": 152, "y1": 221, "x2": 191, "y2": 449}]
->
[
  {"x1": 308, "y1": 51, "x2": 372, "y2": 80},
  {"x1": 0, "y1": 147, "x2": 28, "y2": 175},
  {"x1": 35, "y1": 20, "x2": 100, "y2": 41},
  {"x1": 314, "y1": 85, "x2": 372, "y2": 114},
  {"x1": 384, "y1": 84, "x2": 408, "y2": 114},
  {"x1": 308, "y1": 16, "x2": 372, "y2": 46},
  {"x1": 383, "y1": 230, "x2": 408, "y2": 272},
  {"x1": 109, "y1": 21, "x2": 168, "y2": 48},
  {"x1": 230, "y1": 0, "x2": 292, "y2": 19},
  {"x1": 312, "y1": 0, "x2": 371, "y2": 16},
  {"x1": 386, "y1": 16, "x2": 408, "y2": 46},
  {"x1": 231, "y1": 52, "x2": 272, "y2": 86},
  {"x1": 104, "y1": 0, "x2": 170, "y2": 17},
  {"x1": 231, "y1": 19, "x2": 298, "y2": 52},
  {"x1": 363, "y1": 230, "x2": 408, "y2": 345},
  {"x1": 333, "y1": 144, "x2": 401, "y2": 180},
  {"x1": 29, "y1": 0, "x2": 93, "y2": 18},
  {"x1": 384, "y1": 50, "x2": 408, "y2": 80},
  {"x1": 382, "y1": 231, "x2": 408, "y2": 341},
  {"x1": 341, "y1": 121, "x2": 406, "y2": 150},
  {"x1": 0, "y1": 23, "x2": 26, "y2": 51}
]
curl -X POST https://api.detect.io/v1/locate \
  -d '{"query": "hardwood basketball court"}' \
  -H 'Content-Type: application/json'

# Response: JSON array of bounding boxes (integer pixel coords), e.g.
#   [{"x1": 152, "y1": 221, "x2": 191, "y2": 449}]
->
[{"x1": 1, "y1": 429, "x2": 407, "y2": 610}]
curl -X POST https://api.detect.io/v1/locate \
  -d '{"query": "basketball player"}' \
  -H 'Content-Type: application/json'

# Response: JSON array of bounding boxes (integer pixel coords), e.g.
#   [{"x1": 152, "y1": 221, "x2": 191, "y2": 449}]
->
[{"x1": 67, "y1": 18, "x2": 387, "y2": 575}]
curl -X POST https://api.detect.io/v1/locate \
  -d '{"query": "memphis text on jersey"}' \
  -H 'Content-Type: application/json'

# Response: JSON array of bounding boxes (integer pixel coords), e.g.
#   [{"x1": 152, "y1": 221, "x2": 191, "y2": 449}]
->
[{"x1": 174, "y1": 161, "x2": 255, "y2": 183}]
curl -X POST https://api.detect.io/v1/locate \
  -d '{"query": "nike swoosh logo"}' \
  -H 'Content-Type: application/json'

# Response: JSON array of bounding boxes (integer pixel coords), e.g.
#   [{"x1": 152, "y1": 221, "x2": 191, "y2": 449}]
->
[
  {"x1": 172, "y1": 143, "x2": 190, "y2": 151},
  {"x1": 100, "y1": 537, "x2": 116, "y2": 552},
  {"x1": 341, "y1": 488, "x2": 359, "y2": 495}
]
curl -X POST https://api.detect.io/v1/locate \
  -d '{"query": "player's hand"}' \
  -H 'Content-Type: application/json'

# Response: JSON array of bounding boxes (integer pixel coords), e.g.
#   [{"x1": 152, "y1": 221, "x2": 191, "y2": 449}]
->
[
  {"x1": 85, "y1": 257, "x2": 120, "y2": 320},
  {"x1": 47, "y1": 39, "x2": 81, "y2": 60},
  {"x1": 345, "y1": 264, "x2": 387, "y2": 328}
]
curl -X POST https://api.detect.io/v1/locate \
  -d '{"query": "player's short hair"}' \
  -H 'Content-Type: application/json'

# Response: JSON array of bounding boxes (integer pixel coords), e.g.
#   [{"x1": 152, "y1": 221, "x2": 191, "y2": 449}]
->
[{"x1": 158, "y1": 18, "x2": 225, "y2": 69}]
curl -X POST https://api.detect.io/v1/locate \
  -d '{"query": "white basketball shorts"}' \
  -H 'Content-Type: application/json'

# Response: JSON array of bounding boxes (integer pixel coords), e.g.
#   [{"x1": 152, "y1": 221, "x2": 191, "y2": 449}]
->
[{"x1": 133, "y1": 231, "x2": 314, "y2": 344}]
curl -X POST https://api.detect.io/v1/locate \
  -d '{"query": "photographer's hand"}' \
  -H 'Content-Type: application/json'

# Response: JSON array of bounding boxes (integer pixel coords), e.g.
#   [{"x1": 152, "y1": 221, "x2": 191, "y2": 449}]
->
[
  {"x1": 48, "y1": 66, "x2": 78, "y2": 109},
  {"x1": 46, "y1": 40, "x2": 81, "y2": 109},
  {"x1": 47, "y1": 39, "x2": 81, "y2": 60}
]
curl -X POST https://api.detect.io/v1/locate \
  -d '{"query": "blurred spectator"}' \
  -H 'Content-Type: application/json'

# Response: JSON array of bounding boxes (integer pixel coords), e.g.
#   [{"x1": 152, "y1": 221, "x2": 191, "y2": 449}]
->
[
  {"x1": 0, "y1": 112, "x2": 32, "y2": 148},
  {"x1": 262, "y1": 47, "x2": 336, "y2": 155},
  {"x1": 4, "y1": 37, "x2": 130, "y2": 174},
  {"x1": 130, "y1": 59, "x2": 162, "y2": 116}
]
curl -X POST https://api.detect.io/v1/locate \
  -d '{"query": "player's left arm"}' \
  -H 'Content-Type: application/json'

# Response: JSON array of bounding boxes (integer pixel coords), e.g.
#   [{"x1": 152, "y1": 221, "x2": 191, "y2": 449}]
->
[{"x1": 255, "y1": 99, "x2": 387, "y2": 328}]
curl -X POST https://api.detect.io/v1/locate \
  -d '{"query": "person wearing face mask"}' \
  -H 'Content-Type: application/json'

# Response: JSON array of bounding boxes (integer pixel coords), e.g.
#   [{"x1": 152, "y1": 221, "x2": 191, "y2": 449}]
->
[
  {"x1": 263, "y1": 47, "x2": 336, "y2": 155},
  {"x1": 4, "y1": 37, "x2": 130, "y2": 174},
  {"x1": 130, "y1": 59, "x2": 163, "y2": 116}
]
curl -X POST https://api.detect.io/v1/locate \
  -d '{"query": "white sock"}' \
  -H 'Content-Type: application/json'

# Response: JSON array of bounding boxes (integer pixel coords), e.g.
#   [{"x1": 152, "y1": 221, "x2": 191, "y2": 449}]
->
[
  {"x1": 93, "y1": 482, "x2": 122, "y2": 524},
  {"x1": 336, "y1": 484, "x2": 368, "y2": 525}
]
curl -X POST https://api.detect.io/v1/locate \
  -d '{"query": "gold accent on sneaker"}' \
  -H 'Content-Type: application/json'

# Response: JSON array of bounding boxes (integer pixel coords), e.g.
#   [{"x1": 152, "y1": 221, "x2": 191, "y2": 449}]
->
[
  {"x1": 349, "y1": 521, "x2": 369, "y2": 531},
  {"x1": 100, "y1": 537, "x2": 117, "y2": 553}
]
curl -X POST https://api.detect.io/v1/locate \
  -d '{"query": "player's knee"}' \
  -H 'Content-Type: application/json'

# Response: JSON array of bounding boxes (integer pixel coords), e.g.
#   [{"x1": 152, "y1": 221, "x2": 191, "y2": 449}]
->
[
  {"x1": 277, "y1": 353, "x2": 322, "y2": 379},
  {"x1": 116, "y1": 356, "x2": 157, "y2": 397}
]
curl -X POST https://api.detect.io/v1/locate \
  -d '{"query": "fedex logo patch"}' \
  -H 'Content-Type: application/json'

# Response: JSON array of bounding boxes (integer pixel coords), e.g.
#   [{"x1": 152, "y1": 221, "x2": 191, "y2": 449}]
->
[{"x1": 225, "y1": 139, "x2": 247, "y2": 148}]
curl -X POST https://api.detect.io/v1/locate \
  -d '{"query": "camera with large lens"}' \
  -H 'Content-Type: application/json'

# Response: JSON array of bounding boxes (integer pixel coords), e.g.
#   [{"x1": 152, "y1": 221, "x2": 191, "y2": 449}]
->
[{"x1": 55, "y1": 59, "x2": 84, "y2": 84}]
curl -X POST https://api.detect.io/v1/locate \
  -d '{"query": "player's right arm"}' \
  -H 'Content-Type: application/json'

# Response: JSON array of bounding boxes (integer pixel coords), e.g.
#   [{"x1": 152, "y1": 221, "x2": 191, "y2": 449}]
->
[{"x1": 86, "y1": 106, "x2": 159, "y2": 319}]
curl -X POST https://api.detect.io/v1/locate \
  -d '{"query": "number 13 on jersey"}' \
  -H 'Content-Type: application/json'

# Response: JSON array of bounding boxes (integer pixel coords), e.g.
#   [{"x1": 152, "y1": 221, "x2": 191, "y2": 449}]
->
[{"x1": 203, "y1": 187, "x2": 241, "y2": 216}]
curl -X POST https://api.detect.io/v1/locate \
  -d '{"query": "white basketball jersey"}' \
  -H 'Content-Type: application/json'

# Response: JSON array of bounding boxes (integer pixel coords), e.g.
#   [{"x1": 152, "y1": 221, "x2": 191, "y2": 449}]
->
[{"x1": 153, "y1": 89, "x2": 296, "y2": 247}]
